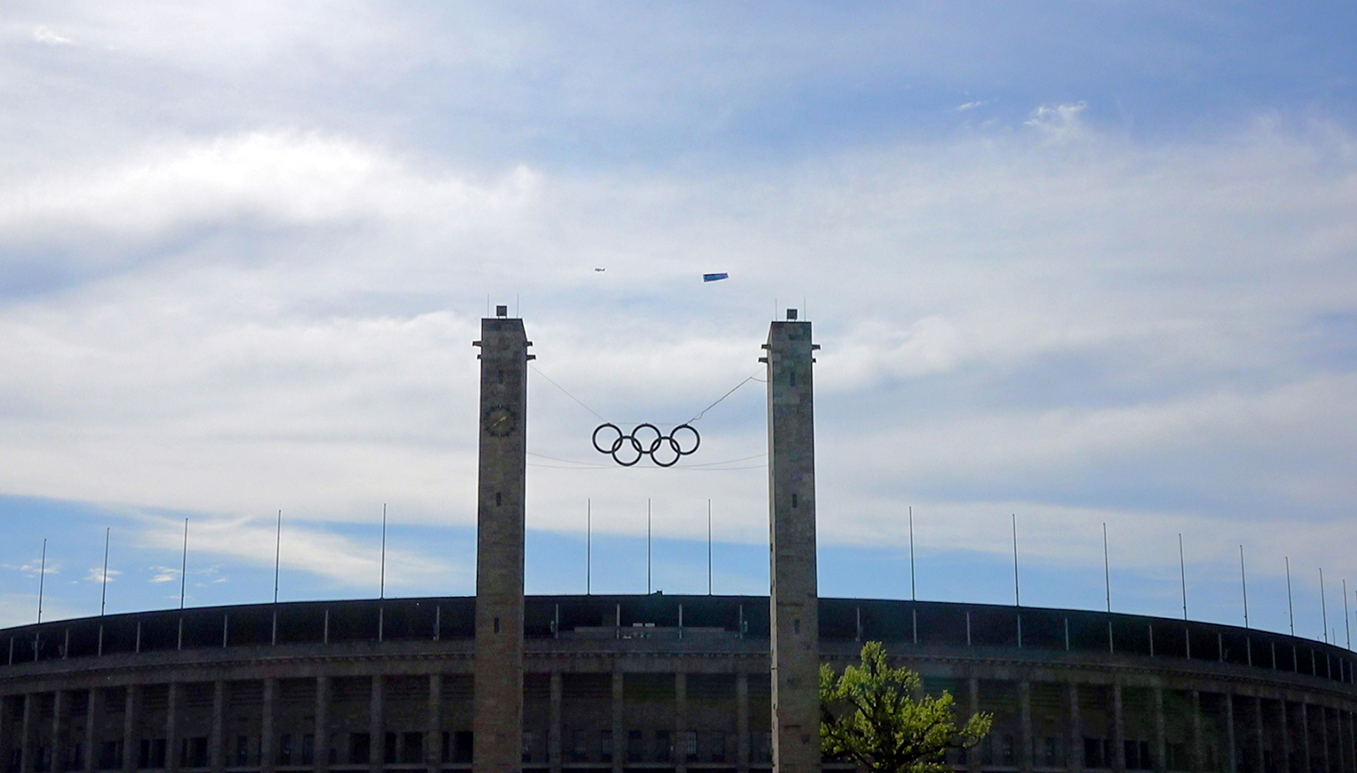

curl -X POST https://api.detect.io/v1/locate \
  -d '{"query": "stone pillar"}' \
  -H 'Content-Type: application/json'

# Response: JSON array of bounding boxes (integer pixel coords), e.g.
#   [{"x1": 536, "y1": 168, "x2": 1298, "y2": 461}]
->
[
  {"x1": 1020, "y1": 681, "x2": 1033, "y2": 773},
  {"x1": 1225, "y1": 693, "x2": 1236, "y2": 773},
  {"x1": 1301, "y1": 703, "x2": 1310, "y2": 773},
  {"x1": 472, "y1": 311, "x2": 531, "y2": 773},
  {"x1": 1280, "y1": 700, "x2": 1291, "y2": 773},
  {"x1": 85, "y1": 689, "x2": 100, "y2": 773},
  {"x1": 736, "y1": 674, "x2": 750, "y2": 773},
  {"x1": 548, "y1": 672, "x2": 561, "y2": 773},
  {"x1": 52, "y1": 691, "x2": 66, "y2": 773},
  {"x1": 1069, "y1": 683, "x2": 1082, "y2": 773},
  {"x1": 762, "y1": 312, "x2": 820, "y2": 773},
  {"x1": 1191, "y1": 691, "x2": 1202, "y2": 773},
  {"x1": 430, "y1": 675, "x2": 444, "y2": 773},
  {"x1": 967, "y1": 678, "x2": 980, "y2": 773},
  {"x1": 1113, "y1": 683, "x2": 1126, "y2": 773},
  {"x1": 20, "y1": 693, "x2": 34, "y2": 773},
  {"x1": 210, "y1": 682, "x2": 225, "y2": 773},
  {"x1": 123, "y1": 686, "x2": 139, "y2": 773},
  {"x1": 165, "y1": 684, "x2": 179, "y2": 773},
  {"x1": 675, "y1": 673, "x2": 688, "y2": 773},
  {"x1": 1154, "y1": 687, "x2": 1167, "y2": 773},
  {"x1": 611, "y1": 672, "x2": 624, "y2": 773},
  {"x1": 316, "y1": 677, "x2": 330, "y2": 773},
  {"x1": 370, "y1": 677, "x2": 384, "y2": 773},
  {"x1": 261, "y1": 679, "x2": 277, "y2": 773},
  {"x1": 1255, "y1": 698, "x2": 1264, "y2": 773}
]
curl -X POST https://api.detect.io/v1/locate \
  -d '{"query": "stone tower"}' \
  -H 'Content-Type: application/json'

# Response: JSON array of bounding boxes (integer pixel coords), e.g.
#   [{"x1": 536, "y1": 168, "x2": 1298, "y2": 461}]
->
[
  {"x1": 762, "y1": 310, "x2": 820, "y2": 773},
  {"x1": 472, "y1": 308, "x2": 532, "y2": 773}
]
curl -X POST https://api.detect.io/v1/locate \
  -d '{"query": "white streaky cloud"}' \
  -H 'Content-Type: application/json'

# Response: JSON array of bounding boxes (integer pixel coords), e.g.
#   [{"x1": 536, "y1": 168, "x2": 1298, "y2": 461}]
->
[
  {"x1": 149, "y1": 567, "x2": 178, "y2": 584},
  {"x1": 1024, "y1": 101, "x2": 1089, "y2": 142},
  {"x1": 955, "y1": 100, "x2": 989, "y2": 112},
  {"x1": 85, "y1": 567, "x2": 121, "y2": 584},
  {"x1": 32, "y1": 26, "x2": 73, "y2": 45},
  {"x1": 135, "y1": 514, "x2": 462, "y2": 591}
]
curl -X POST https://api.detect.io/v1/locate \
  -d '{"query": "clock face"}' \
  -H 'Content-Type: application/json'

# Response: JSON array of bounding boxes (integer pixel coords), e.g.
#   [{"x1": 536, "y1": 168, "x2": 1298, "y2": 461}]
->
[{"x1": 483, "y1": 404, "x2": 518, "y2": 437}]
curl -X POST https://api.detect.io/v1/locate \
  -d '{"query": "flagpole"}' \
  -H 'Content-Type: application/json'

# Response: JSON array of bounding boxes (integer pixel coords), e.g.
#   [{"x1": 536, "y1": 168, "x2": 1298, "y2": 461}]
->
[
  {"x1": 100, "y1": 527, "x2": 110, "y2": 616},
  {"x1": 909, "y1": 506, "x2": 916, "y2": 601},
  {"x1": 1011, "y1": 514, "x2": 1020, "y2": 608},
  {"x1": 1320, "y1": 568, "x2": 1329, "y2": 643},
  {"x1": 37, "y1": 538, "x2": 47, "y2": 624},
  {"x1": 1285, "y1": 556, "x2": 1295, "y2": 635},
  {"x1": 1178, "y1": 534, "x2": 1187, "y2": 621},
  {"x1": 707, "y1": 499, "x2": 713, "y2": 596},
  {"x1": 1239, "y1": 545, "x2": 1249, "y2": 628},
  {"x1": 1103, "y1": 523, "x2": 1111, "y2": 613},
  {"x1": 180, "y1": 518, "x2": 189, "y2": 610},
  {"x1": 380, "y1": 504, "x2": 387, "y2": 600},
  {"x1": 273, "y1": 510, "x2": 282, "y2": 604}
]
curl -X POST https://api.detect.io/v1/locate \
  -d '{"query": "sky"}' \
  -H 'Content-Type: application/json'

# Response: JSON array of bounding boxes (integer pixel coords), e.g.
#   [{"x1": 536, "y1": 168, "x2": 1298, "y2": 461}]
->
[{"x1": 2, "y1": 1, "x2": 1356, "y2": 644}]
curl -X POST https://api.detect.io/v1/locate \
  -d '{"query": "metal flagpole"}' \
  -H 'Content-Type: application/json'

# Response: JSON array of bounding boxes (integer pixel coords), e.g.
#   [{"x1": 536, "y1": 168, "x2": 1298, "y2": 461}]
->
[
  {"x1": 586, "y1": 499, "x2": 592, "y2": 595},
  {"x1": 707, "y1": 499, "x2": 713, "y2": 596},
  {"x1": 646, "y1": 498, "x2": 652, "y2": 594},
  {"x1": 273, "y1": 510, "x2": 282, "y2": 604},
  {"x1": 180, "y1": 518, "x2": 189, "y2": 610},
  {"x1": 1011, "y1": 514, "x2": 1020, "y2": 607},
  {"x1": 380, "y1": 504, "x2": 387, "y2": 599},
  {"x1": 100, "y1": 527, "x2": 110, "y2": 616},
  {"x1": 37, "y1": 538, "x2": 47, "y2": 623},
  {"x1": 909, "y1": 506, "x2": 916, "y2": 601},
  {"x1": 1320, "y1": 568, "x2": 1329, "y2": 643},
  {"x1": 1178, "y1": 534, "x2": 1187, "y2": 621},
  {"x1": 1285, "y1": 556, "x2": 1295, "y2": 635},
  {"x1": 1239, "y1": 545, "x2": 1249, "y2": 628},
  {"x1": 1103, "y1": 523, "x2": 1111, "y2": 613},
  {"x1": 1344, "y1": 580, "x2": 1351, "y2": 650}
]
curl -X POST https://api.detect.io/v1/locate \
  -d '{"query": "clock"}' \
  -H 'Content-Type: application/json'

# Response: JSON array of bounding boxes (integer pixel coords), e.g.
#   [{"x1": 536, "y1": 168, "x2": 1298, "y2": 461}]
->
[{"x1": 483, "y1": 404, "x2": 518, "y2": 437}]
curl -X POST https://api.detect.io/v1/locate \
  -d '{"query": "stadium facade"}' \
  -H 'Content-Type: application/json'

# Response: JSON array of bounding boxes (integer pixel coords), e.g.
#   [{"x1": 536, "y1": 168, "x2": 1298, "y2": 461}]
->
[{"x1": 2, "y1": 311, "x2": 1355, "y2": 773}]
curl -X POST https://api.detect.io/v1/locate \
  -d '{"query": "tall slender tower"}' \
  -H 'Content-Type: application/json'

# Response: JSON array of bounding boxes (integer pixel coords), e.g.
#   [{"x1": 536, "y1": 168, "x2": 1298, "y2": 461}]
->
[
  {"x1": 761, "y1": 310, "x2": 820, "y2": 773},
  {"x1": 472, "y1": 307, "x2": 532, "y2": 773}
]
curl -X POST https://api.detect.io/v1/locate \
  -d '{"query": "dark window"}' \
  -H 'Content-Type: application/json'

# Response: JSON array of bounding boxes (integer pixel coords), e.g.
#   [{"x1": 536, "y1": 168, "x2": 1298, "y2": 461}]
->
[
  {"x1": 349, "y1": 732, "x2": 370, "y2": 765},
  {"x1": 441, "y1": 732, "x2": 451, "y2": 764},
  {"x1": 627, "y1": 730, "x2": 643, "y2": 762},
  {"x1": 599, "y1": 730, "x2": 612, "y2": 763},
  {"x1": 710, "y1": 731, "x2": 726, "y2": 763},
  {"x1": 384, "y1": 732, "x2": 398, "y2": 764},
  {"x1": 571, "y1": 730, "x2": 587, "y2": 762},
  {"x1": 402, "y1": 732, "x2": 423, "y2": 764},
  {"x1": 656, "y1": 730, "x2": 671, "y2": 763},
  {"x1": 278, "y1": 734, "x2": 292, "y2": 766},
  {"x1": 99, "y1": 741, "x2": 123, "y2": 770},
  {"x1": 453, "y1": 732, "x2": 473, "y2": 764},
  {"x1": 186, "y1": 738, "x2": 208, "y2": 768},
  {"x1": 301, "y1": 735, "x2": 314, "y2": 767},
  {"x1": 235, "y1": 736, "x2": 250, "y2": 767}
]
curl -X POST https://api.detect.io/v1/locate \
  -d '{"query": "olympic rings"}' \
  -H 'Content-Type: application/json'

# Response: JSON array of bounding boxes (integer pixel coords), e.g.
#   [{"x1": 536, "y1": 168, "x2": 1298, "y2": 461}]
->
[{"x1": 592, "y1": 423, "x2": 701, "y2": 467}]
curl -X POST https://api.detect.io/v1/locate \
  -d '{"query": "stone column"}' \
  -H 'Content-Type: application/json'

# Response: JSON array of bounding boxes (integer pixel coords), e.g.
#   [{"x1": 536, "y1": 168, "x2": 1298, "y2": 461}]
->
[
  {"x1": 210, "y1": 682, "x2": 225, "y2": 773},
  {"x1": 1069, "y1": 683, "x2": 1082, "y2": 773},
  {"x1": 1154, "y1": 687, "x2": 1167, "y2": 773},
  {"x1": 548, "y1": 673, "x2": 561, "y2": 773},
  {"x1": 1113, "y1": 684, "x2": 1126, "y2": 773},
  {"x1": 675, "y1": 673, "x2": 688, "y2": 773},
  {"x1": 20, "y1": 693, "x2": 34, "y2": 773},
  {"x1": 611, "y1": 672, "x2": 624, "y2": 773},
  {"x1": 430, "y1": 675, "x2": 444, "y2": 773},
  {"x1": 1301, "y1": 703, "x2": 1310, "y2": 773},
  {"x1": 763, "y1": 312, "x2": 820, "y2": 773},
  {"x1": 970, "y1": 678, "x2": 982, "y2": 773},
  {"x1": 1224, "y1": 693, "x2": 1236, "y2": 773},
  {"x1": 261, "y1": 679, "x2": 277, "y2": 773},
  {"x1": 1191, "y1": 691, "x2": 1201, "y2": 773},
  {"x1": 85, "y1": 689, "x2": 100, "y2": 773},
  {"x1": 165, "y1": 684, "x2": 180, "y2": 773},
  {"x1": 370, "y1": 677, "x2": 384, "y2": 773},
  {"x1": 1280, "y1": 700, "x2": 1291, "y2": 773},
  {"x1": 472, "y1": 311, "x2": 531, "y2": 773},
  {"x1": 1020, "y1": 681, "x2": 1033, "y2": 773},
  {"x1": 53, "y1": 690, "x2": 66, "y2": 773},
  {"x1": 123, "y1": 686, "x2": 139, "y2": 773},
  {"x1": 736, "y1": 674, "x2": 749, "y2": 773},
  {"x1": 316, "y1": 677, "x2": 330, "y2": 773},
  {"x1": 1254, "y1": 697, "x2": 1264, "y2": 773}
]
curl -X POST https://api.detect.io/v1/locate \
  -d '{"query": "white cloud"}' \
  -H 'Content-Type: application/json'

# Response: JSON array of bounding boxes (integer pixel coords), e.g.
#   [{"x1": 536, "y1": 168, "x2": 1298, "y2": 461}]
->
[
  {"x1": 1025, "y1": 101, "x2": 1088, "y2": 142},
  {"x1": 955, "y1": 100, "x2": 989, "y2": 112},
  {"x1": 32, "y1": 26, "x2": 73, "y2": 45},
  {"x1": 85, "y1": 566, "x2": 121, "y2": 584}
]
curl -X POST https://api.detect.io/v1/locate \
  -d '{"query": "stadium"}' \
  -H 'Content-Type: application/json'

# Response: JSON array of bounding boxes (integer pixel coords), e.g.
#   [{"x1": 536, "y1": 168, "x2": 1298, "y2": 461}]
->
[{"x1": 2, "y1": 312, "x2": 1354, "y2": 773}]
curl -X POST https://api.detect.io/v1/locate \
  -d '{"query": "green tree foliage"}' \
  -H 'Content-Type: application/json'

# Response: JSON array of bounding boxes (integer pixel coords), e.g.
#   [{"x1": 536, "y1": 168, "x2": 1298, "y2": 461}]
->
[{"x1": 820, "y1": 642, "x2": 992, "y2": 773}]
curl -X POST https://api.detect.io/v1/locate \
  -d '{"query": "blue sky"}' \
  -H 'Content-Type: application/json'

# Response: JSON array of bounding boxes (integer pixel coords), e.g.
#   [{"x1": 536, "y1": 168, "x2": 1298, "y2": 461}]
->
[{"x1": 1, "y1": 2, "x2": 1355, "y2": 645}]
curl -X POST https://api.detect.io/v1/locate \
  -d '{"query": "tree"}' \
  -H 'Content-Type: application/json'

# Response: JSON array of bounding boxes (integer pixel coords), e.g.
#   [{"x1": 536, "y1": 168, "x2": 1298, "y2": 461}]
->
[{"x1": 820, "y1": 642, "x2": 992, "y2": 773}]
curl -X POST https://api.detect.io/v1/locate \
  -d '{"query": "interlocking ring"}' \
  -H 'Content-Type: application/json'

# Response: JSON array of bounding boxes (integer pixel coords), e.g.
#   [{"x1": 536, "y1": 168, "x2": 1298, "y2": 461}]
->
[{"x1": 592, "y1": 423, "x2": 701, "y2": 467}]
